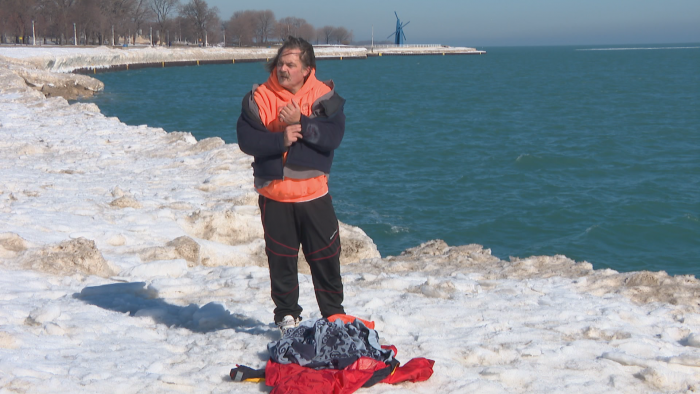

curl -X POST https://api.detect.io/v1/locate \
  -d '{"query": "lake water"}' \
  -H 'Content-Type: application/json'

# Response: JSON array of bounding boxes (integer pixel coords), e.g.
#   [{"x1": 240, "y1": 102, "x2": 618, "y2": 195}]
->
[{"x1": 84, "y1": 44, "x2": 700, "y2": 277}]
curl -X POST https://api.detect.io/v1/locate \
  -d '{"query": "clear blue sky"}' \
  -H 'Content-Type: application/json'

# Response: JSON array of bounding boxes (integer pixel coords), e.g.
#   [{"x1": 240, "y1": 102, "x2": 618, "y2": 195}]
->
[{"x1": 206, "y1": 0, "x2": 700, "y2": 47}]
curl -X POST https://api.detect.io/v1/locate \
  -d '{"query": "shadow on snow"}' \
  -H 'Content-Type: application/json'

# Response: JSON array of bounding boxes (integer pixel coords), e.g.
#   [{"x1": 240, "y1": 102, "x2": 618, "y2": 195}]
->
[{"x1": 74, "y1": 281, "x2": 273, "y2": 336}]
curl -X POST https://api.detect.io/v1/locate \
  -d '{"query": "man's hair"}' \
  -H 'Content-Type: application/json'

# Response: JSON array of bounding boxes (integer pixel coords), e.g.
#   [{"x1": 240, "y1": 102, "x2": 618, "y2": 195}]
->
[{"x1": 266, "y1": 36, "x2": 316, "y2": 73}]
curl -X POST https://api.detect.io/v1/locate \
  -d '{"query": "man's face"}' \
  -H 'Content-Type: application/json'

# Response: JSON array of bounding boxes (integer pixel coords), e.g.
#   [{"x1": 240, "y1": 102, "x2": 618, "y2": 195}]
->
[{"x1": 276, "y1": 49, "x2": 310, "y2": 94}]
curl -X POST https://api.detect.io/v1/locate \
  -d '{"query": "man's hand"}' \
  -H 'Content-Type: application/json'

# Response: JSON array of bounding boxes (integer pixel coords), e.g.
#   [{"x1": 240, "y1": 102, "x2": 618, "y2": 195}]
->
[
  {"x1": 283, "y1": 124, "x2": 303, "y2": 147},
  {"x1": 278, "y1": 99, "x2": 302, "y2": 124}
]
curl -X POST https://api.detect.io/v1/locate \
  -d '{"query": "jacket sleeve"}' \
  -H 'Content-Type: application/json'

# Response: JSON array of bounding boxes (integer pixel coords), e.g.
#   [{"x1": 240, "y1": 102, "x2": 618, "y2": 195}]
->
[
  {"x1": 298, "y1": 96, "x2": 346, "y2": 152},
  {"x1": 236, "y1": 92, "x2": 286, "y2": 157}
]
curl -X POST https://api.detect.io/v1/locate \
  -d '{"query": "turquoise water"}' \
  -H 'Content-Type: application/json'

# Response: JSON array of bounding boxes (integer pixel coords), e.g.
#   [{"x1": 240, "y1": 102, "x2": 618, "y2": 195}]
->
[{"x1": 85, "y1": 45, "x2": 700, "y2": 277}]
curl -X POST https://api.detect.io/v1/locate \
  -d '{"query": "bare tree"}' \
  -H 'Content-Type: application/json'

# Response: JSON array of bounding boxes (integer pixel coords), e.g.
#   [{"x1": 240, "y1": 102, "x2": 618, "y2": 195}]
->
[
  {"x1": 149, "y1": 0, "x2": 177, "y2": 44},
  {"x1": 296, "y1": 20, "x2": 315, "y2": 42},
  {"x1": 3, "y1": 0, "x2": 35, "y2": 44},
  {"x1": 130, "y1": 0, "x2": 153, "y2": 44},
  {"x1": 331, "y1": 26, "x2": 352, "y2": 44},
  {"x1": 227, "y1": 9, "x2": 280, "y2": 46},
  {"x1": 318, "y1": 25, "x2": 334, "y2": 45},
  {"x1": 275, "y1": 16, "x2": 298, "y2": 41},
  {"x1": 275, "y1": 16, "x2": 314, "y2": 42},
  {"x1": 226, "y1": 10, "x2": 254, "y2": 46},
  {"x1": 179, "y1": 0, "x2": 218, "y2": 46},
  {"x1": 42, "y1": 0, "x2": 79, "y2": 44},
  {"x1": 100, "y1": 0, "x2": 137, "y2": 45},
  {"x1": 0, "y1": 0, "x2": 8, "y2": 43},
  {"x1": 32, "y1": 0, "x2": 54, "y2": 44},
  {"x1": 173, "y1": 14, "x2": 194, "y2": 43},
  {"x1": 0, "y1": 1, "x2": 347, "y2": 47},
  {"x1": 253, "y1": 9, "x2": 274, "y2": 44},
  {"x1": 74, "y1": 0, "x2": 106, "y2": 45}
]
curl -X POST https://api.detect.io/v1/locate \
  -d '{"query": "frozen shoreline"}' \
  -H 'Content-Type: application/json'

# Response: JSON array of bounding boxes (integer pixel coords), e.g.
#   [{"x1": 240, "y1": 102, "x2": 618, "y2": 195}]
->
[
  {"x1": 0, "y1": 44, "x2": 484, "y2": 74},
  {"x1": 1, "y1": 50, "x2": 700, "y2": 393},
  {"x1": 0, "y1": 45, "x2": 363, "y2": 73}
]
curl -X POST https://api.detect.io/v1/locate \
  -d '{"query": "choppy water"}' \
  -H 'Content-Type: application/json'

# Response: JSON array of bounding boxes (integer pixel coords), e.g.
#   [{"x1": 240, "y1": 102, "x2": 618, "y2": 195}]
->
[{"x1": 85, "y1": 45, "x2": 700, "y2": 277}]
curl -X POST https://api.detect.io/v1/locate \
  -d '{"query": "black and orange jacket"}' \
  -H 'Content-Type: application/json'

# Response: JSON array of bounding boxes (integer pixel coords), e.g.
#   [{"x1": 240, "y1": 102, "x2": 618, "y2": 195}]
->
[{"x1": 236, "y1": 70, "x2": 346, "y2": 202}]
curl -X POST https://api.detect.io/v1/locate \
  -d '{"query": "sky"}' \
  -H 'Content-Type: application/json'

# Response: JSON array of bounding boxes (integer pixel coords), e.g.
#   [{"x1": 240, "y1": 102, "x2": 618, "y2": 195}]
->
[{"x1": 206, "y1": 0, "x2": 700, "y2": 47}]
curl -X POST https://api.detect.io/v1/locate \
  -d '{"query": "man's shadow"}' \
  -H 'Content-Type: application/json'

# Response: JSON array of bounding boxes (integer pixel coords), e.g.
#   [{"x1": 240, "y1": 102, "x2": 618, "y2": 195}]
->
[{"x1": 75, "y1": 281, "x2": 276, "y2": 339}]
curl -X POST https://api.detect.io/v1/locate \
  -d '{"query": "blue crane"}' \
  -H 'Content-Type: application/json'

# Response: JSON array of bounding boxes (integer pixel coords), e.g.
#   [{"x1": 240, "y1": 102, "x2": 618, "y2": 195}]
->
[{"x1": 387, "y1": 12, "x2": 410, "y2": 45}]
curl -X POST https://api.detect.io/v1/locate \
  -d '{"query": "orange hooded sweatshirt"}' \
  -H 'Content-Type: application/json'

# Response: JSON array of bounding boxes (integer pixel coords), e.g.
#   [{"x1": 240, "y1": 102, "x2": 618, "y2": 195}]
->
[{"x1": 253, "y1": 69, "x2": 331, "y2": 203}]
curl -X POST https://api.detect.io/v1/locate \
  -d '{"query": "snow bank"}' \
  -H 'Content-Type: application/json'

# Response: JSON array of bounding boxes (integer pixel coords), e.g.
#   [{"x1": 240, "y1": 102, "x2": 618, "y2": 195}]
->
[
  {"x1": 1, "y1": 51, "x2": 699, "y2": 393},
  {"x1": 368, "y1": 45, "x2": 484, "y2": 55},
  {"x1": 0, "y1": 52, "x2": 103, "y2": 99},
  {"x1": 0, "y1": 45, "x2": 482, "y2": 74},
  {"x1": 0, "y1": 45, "x2": 368, "y2": 73}
]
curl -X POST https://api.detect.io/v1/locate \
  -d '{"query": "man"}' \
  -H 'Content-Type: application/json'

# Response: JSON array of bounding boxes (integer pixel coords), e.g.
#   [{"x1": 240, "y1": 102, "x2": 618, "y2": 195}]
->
[{"x1": 236, "y1": 37, "x2": 346, "y2": 333}]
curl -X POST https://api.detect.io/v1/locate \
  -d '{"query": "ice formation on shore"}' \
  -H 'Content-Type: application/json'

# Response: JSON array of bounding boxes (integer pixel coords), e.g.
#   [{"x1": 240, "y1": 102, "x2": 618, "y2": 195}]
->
[
  {"x1": 0, "y1": 44, "x2": 482, "y2": 73},
  {"x1": 0, "y1": 46, "x2": 365, "y2": 73},
  {"x1": 1, "y1": 50, "x2": 699, "y2": 393}
]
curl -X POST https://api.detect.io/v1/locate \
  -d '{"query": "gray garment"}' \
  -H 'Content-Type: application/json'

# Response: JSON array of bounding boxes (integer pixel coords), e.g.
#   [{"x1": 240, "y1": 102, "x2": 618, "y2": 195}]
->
[
  {"x1": 268, "y1": 318, "x2": 395, "y2": 370},
  {"x1": 254, "y1": 164, "x2": 326, "y2": 190}
]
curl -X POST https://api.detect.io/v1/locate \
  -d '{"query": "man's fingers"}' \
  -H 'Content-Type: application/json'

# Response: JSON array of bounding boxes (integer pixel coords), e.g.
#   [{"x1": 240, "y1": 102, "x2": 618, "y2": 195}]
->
[
  {"x1": 284, "y1": 126, "x2": 303, "y2": 147},
  {"x1": 282, "y1": 102, "x2": 295, "y2": 113},
  {"x1": 279, "y1": 101, "x2": 302, "y2": 125}
]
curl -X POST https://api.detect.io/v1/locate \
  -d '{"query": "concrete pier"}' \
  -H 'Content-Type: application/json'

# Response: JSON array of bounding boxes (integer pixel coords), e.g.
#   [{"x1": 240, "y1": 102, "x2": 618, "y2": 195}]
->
[
  {"x1": 365, "y1": 44, "x2": 486, "y2": 56},
  {"x1": 0, "y1": 44, "x2": 484, "y2": 75}
]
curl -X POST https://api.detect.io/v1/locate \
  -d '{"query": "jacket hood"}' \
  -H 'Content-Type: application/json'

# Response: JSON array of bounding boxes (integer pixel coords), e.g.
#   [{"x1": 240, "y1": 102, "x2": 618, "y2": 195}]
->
[{"x1": 264, "y1": 68, "x2": 320, "y2": 101}]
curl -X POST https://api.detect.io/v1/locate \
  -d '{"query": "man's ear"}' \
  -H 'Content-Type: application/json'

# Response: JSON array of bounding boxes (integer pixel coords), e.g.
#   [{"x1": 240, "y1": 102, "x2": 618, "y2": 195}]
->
[{"x1": 303, "y1": 67, "x2": 311, "y2": 78}]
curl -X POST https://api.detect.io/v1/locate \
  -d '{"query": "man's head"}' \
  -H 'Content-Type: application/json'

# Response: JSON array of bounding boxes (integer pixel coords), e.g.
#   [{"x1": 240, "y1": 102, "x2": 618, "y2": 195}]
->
[{"x1": 267, "y1": 37, "x2": 316, "y2": 94}]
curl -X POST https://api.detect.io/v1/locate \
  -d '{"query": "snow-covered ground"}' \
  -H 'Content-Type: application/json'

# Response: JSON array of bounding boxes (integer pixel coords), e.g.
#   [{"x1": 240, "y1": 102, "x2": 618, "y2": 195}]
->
[
  {"x1": 0, "y1": 45, "x2": 369, "y2": 73},
  {"x1": 0, "y1": 44, "x2": 482, "y2": 73},
  {"x1": 1, "y1": 50, "x2": 699, "y2": 393}
]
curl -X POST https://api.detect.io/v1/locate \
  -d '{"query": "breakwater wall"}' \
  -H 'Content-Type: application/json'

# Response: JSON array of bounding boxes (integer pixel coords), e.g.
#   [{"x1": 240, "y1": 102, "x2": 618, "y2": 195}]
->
[
  {"x1": 0, "y1": 44, "x2": 484, "y2": 75},
  {"x1": 365, "y1": 44, "x2": 486, "y2": 57}
]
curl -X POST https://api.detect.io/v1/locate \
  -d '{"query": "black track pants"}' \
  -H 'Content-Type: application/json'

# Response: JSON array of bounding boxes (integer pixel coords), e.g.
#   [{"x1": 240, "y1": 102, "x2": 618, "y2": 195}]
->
[{"x1": 259, "y1": 194, "x2": 345, "y2": 323}]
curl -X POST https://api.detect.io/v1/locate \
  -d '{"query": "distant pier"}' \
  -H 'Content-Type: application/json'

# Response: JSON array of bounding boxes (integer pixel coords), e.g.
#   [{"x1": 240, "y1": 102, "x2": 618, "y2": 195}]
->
[
  {"x1": 365, "y1": 44, "x2": 486, "y2": 56},
  {"x1": 0, "y1": 45, "x2": 484, "y2": 75}
]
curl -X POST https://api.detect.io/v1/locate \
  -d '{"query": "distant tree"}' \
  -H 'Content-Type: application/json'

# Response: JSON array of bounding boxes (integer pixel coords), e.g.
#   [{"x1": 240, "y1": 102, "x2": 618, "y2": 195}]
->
[
  {"x1": 226, "y1": 9, "x2": 255, "y2": 46},
  {"x1": 0, "y1": 0, "x2": 14, "y2": 43},
  {"x1": 318, "y1": 25, "x2": 334, "y2": 44},
  {"x1": 3, "y1": 0, "x2": 42, "y2": 44},
  {"x1": 179, "y1": 0, "x2": 218, "y2": 46},
  {"x1": 5, "y1": 0, "x2": 23, "y2": 44},
  {"x1": 35, "y1": 0, "x2": 71, "y2": 44},
  {"x1": 274, "y1": 16, "x2": 295, "y2": 41},
  {"x1": 275, "y1": 16, "x2": 314, "y2": 42},
  {"x1": 130, "y1": 0, "x2": 154, "y2": 44},
  {"x1": 173, "y1": 14, "x2": 196, "y2": 43},
  {"x1": 227, "y1": 9, "x2": 281, "y2": 46},
  {"x1": 149, "y1": 0, "x2": 178, "y2": 44},
  {"x1": 0, "y1": 0, "x2": 7, "y2": 43},
  {"x1": 331, "y1": 26, "x2": 352, "y2": 44},
  {"x1": 74, "y1": 0, "x2": 106, "y2": 45},
  {"x1": 0, "y1": 0, "x2": 346, "y2": 47},
  {"x1": 32, "y1": 0, "x2": 52, "y2": 43},
  {"x1": 207, "y1": 13, "x2": 221, "y2": 43},
  {"x1": 253, "y1": 9, "x2": 274, "y2": 44},
  {"x1": 296, "y1": 20, "x2": 314, "y2": 42},
  {"x1": 100, "y1": 0, "x2": 138, "y2": 45}
]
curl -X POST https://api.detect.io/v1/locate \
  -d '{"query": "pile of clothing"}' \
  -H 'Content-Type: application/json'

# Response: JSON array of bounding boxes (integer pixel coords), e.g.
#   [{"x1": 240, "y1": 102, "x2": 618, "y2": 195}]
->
[{"x1": 230, "y1": 315, "x2": 434, "y2": 394}]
